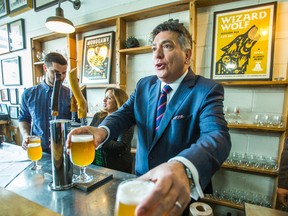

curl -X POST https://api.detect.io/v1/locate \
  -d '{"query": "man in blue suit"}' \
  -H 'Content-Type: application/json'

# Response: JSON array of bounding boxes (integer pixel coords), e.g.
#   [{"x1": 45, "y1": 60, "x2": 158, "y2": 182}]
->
[{"x1": 67, "y1": 20, "x2": 231, "y2": 216}]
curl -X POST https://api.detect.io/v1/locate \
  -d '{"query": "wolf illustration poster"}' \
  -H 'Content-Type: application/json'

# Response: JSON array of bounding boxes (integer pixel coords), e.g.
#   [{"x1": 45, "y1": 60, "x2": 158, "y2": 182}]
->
[
  {"x1": 81, "y1": 31, "x2": 114, "y2": 84},
  {"x1": 211, "y1": 3, "x2": 276, "y2": 81}
]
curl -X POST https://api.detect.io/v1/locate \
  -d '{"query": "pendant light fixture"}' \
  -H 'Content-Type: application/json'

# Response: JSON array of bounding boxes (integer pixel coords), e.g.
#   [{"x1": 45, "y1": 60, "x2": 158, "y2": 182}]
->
[{"x1": 45, "y1": 0, "x2": 81, "y2": 34}]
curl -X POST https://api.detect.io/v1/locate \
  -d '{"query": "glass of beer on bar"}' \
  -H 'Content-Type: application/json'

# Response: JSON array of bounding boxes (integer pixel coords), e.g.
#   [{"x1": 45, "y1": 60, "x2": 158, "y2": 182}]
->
[
  {"x1": 114, "y1": 179, "x2": 155, "y2": 216},
  {"x1": 70, "y1": 134, "x2": 95, "y2": 183},
  {"x1": 27, "y1": 136, "x2": 42, "y2": 170}
]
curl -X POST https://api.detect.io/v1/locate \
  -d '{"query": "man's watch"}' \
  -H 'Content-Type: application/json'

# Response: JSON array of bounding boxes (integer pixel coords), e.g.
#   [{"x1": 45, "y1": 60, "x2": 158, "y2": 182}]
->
[{"x1": 184, "y1": 165, "x2": 195, "y2": 190}]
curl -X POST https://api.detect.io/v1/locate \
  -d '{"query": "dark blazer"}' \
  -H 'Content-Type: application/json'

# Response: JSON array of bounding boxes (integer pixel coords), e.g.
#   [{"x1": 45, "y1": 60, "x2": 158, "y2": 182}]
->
[
  {"x1": 278, "y1": 138, "x2": 288, "y2": 189},
  {"x1": 101, "y1": 68, "x2": 231, "y2": 190},
  {"x1": 90, "y1": 112, "x2": 134, "y2": 173}
]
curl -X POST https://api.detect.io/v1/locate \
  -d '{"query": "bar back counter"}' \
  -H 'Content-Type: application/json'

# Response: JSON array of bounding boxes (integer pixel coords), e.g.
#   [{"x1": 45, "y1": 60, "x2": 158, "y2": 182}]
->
[{"x1": 0, "y1": 142, "x2": 135, "y2": 215}]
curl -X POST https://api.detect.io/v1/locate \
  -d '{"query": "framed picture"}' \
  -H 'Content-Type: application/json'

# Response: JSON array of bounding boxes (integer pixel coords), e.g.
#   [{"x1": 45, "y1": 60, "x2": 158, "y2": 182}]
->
[
  {"x1": 9, "y1": 105, "x2": 19, "y2": 119},
  {"x1": 34, "y1": 0, "x2": 66, "y2": 12},
  {"x1": 8, "y1": 0, "x2": 32, "y2": 16},
  {"x1": 0, "y1": 103, "x2": 8, "y2": 114},
  {"x1": 0, "y1": 89, "x2": 9, "y2": 101},
  {"x1": 211, "y1": 2, "x2": 277, "y2": 81},
  {"x1": 1, "y1": 56, "x2": 22, "y2": 86},
  {"x1": 0, "y1": 0, "x2": 8, "y2": 18},
  {"x1": 8, "y1": 18, "x2": 25, "y2": 52},
  {"x1": 0, "y1": 24, "x2": 9, "y2": 54},
  {"x1": 17, "y1": 87, "x2": 25, "y2": 104},
  {"x1": 9, "y1": 88, "x2": 18, "y2": 105},
  {"x1": 81, "y1": 31, "x2": 114, "y2": 85}
]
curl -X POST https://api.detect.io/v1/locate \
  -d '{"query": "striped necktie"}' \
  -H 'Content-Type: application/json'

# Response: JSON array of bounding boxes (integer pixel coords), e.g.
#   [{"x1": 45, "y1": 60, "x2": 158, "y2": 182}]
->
[{"x1": 155, "y1": 85, "x2": 172, "y2": 131}]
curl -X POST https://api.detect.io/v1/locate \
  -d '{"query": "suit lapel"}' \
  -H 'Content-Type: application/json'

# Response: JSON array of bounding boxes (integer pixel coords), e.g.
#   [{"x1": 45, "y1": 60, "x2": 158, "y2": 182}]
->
[{"x1": 150, "y1": 69, "x2": 196, "y2": 150}]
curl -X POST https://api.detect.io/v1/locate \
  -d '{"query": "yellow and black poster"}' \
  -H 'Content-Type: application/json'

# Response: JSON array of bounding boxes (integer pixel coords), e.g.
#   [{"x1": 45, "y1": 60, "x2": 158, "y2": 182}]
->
[
  {"x1": 211, "y1": 2, "x2": 276, "y2": 80},
  {"x1": 81, "y1": 31, "x2": 114, "y2": 84}
]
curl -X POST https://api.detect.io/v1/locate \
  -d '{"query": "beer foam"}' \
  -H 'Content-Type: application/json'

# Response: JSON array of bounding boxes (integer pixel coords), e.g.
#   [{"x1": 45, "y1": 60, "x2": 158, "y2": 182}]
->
[
  {"x1": 29, "y1": 136, "x2": 40, "y2": 141},
  {"x1": 71, "y1": 134, "x2": 94, "y2": 142},
  {"x1": 28, "y1": 143, "x2": 41, "y2": 148},
  {"x1": 117, "y1": 180, "x2": 155, "y2": 205}
]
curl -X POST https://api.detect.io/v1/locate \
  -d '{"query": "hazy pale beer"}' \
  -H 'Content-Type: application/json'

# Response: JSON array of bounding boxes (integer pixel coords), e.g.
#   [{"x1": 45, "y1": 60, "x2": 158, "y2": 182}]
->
[
  {"x1": 70, "y1": 134, "x2": 95, "y2": 167},
  {"x1": 115, "y1": 179, "x2": 155, "y2": 216},
  {"x1": 27, "y1": 136, "x2": 42, "y2": 161}
]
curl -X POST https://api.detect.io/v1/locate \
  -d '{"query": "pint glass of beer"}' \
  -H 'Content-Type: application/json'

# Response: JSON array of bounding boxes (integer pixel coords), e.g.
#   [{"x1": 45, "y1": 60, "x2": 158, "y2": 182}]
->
[
  {"x1": 70, "y1": 134, "x2": 95, "y2": 183},
  {"x1": 27, "y1": 136, "x2": 42, "y2": 170},
  {"x1": 114, "y1": 179, "x2": 155, "y2": 216}
]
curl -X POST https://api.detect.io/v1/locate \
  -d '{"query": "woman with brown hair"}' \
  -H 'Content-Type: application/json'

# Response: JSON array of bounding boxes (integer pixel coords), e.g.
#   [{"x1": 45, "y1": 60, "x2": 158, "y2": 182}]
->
[{"x1": 90, "y1": 87, "x2": 134, "y2": 173}]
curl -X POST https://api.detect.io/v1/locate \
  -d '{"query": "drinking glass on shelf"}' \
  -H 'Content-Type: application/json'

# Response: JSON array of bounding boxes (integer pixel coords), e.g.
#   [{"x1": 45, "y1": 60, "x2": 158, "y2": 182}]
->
[
  {"x1": 114, "y1": 179, "x2": 155, "y2": 216},
  {"x1": 36, "y1": 51, "x2": 43, "y2": 61},
  {"x1": 261, "y1": 114, "x2": 269, "y2": 127},
  {"x1": 231, "y1": 107, "x2": 241, "y2": 124},
  {"x1": 224, "y1": 106, "x2": 231, "y2": 123},
  {"x1": 271, "y1": 114, "x2": 284, "y2": 128},
  {"x1": 27, "y1": 136, "x2": 42, "y2": 170},
  {"x1": 70, "y1": 134, "x2": 95, "y2": 183},
  {"x1": 253, "y1": 114, "x2": 261, "y2": 126}
]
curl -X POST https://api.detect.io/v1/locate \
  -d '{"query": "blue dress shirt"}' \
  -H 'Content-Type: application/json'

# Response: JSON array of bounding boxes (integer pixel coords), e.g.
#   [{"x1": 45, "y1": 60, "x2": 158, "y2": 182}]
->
[{"x1": 19, "y1": 81, "x2": 71, "y2": 153}]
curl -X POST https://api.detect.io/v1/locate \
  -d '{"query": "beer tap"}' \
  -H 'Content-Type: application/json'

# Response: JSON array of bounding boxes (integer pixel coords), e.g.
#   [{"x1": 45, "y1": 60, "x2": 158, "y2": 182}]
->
[
  {"x1": 69, "y1": 68, "x2": 87, "y2": 126},
  {"x1": 70, "y1": 91, "x2": 78, "y2": 123},
  {"x1": 51, "y1": 73, "x2": 62, "y2": 120}
]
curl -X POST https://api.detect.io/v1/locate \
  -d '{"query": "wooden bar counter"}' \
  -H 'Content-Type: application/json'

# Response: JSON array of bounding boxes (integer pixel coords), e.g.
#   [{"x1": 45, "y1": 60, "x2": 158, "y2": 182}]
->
[
  {"x1": 245, "y1": 203, "x2": 288, "y2": 216},
  {"x1": 1, "y1": 142, "x2": 135, "y2": 216}
]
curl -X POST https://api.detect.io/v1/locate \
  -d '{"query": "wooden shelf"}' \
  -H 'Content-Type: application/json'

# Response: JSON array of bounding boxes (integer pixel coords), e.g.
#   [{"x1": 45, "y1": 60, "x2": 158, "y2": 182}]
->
[
  {"x1": 33, "y1": 61, "x2": 44, "y2": 65},
  {"x1": 76, "y1": 18, "x2": 117, "y2": 34},
  {"x1": 120, "y1": 1, "x2": 189, "y2": 22},
  {"x1": 222, "y1": 163, "x2": 278, "y2": 176},
  {"x1": 31, "y1": 32, "x2": 66, "y2": 42},
  {"x1": 220, "y1": 80, "x2": 288, "y2": 86},
  {"x1": 228, "y1": 123, "x2": 286, "y2": 132},
  {"x1": 196, "y1": 0, "x2": 241, "y2": 7},
  {"x1": 201, "y1": 197, "x2": 244, "y2": 210},
  {"x1": 0, "y1": 120, "x2": 9, "y2": 125},
  {"x1": 85, "y1": 83, "x2": 118, "y2": 89},
  {"x1": 119, "y1": 46, "x2": 151, "y2": 55}
]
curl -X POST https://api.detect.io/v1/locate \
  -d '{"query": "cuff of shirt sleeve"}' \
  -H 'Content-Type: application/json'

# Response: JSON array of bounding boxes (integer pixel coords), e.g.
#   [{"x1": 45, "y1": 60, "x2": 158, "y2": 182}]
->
[
  {"x1": 96, "y1": 126, "x2": 110, "y2": 150},
  {"x1": 169, "y1": 156, "x2": 204, "y2": 200}
]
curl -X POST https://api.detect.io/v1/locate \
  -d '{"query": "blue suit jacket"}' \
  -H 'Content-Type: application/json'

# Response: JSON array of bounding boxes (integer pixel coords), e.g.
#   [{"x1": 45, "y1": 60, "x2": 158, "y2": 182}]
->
[{"x1": 101, "y1": 68, "x2": 231, "y2": 190}]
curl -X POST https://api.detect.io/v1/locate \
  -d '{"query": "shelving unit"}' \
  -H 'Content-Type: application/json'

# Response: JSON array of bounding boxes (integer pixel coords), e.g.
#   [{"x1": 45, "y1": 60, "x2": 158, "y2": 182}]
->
[
  {"x1": 221, "y1": 163, "x2": 278, "y2": 176},
  {"x1": 219, "y1": 80, "x2": 288, "y2": 210},
  {"x1": 30, "y1": 0, "x2": 286, "y2": 213},
  {"x1": 201, "y1": 197, "x2": 244, "y2": 211},
  {"x1": 31, "y1": 33, "x2": 77, "y2": 85},
  {"x1": 228, "y1": 123, "x2": 286, "y2": 132}
]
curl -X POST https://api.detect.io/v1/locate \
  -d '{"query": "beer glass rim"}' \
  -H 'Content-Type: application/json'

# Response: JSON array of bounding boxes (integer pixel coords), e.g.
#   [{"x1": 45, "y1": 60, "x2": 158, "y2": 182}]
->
[
  {"x1": 116, "y1": 179, "x2": 155, "y2": 205},
  {"x1": 28, "y1": 135, "x2": 41, "y2": 143},
  {"x1": 71, "y1": 134, "x2": 94, "y2": 142},
  {"x1": 28, "y1": 143, "x2": 41, "y2": 148}
]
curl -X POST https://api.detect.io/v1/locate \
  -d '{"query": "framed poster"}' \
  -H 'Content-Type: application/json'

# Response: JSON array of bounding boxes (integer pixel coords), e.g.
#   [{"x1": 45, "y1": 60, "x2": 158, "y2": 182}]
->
[
  {"x1": 81, "y1": 31, "x2": 114, "y2": 85},
  {"x1": 9, "y1": 105, "x2": 19, "y2": 119},
  {"x1": 0, "y1": 89, "x2": 9, "y2": 101},
  {"x1": 9, "y1": 88, "x2": 18, "y2": 105},
  {"x1": 211, "y1": 2, "x2": 277, "y2": 81},
  {"x1": 34, "y1": 0, "x2": 66, "y2": 12},
  {"x1": 8, "y1": 0, "x2": 32, "y2": 15},
  {"x1": 8, "y1": 18, "x2": 25, "y2": 52},
  {"x1": 0, "y1": 0, "x2": 8, "y2": 18},
  {"x1": 0, "y1": 24, "x2": 9, "y2": 54},
  {"x1": 0, "y1": 103, "x2": 8, "y2": 114},
  {"x1": 1, "y1": 56, "x2": 22, "y2": 86}
]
